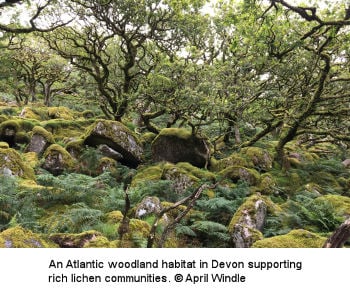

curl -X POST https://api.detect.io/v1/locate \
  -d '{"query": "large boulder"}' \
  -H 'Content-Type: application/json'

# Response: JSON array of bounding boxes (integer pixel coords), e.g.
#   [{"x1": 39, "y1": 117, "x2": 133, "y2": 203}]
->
[
  {"x1": 228, "y1": 194, "x2": 275, "y2": 248},
  {"x1": 25, "y1": 126, "x2": 54, "y2": 156},
  {"x1": 151, "y1": 128, "x2": 210, "y2": 168},
  {"x1": 41, "y1": 144, "x2": 75, "y2": 175},
  {"x1": 0, "y1": 147, "x2": 35, "y2": 179},
  {"x1": 84, "y1": 120, "x2": 143, "y2": 168}
]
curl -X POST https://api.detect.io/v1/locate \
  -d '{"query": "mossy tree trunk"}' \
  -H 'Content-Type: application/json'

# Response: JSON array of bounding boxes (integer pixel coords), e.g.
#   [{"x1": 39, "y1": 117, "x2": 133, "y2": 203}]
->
[{"x1": 323, "y1": 218, "x2": 350, "y2": 248}]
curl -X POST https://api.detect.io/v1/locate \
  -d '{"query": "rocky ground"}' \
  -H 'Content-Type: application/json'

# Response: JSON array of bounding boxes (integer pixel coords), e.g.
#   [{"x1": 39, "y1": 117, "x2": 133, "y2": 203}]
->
[{"x1": 0, "y1": 103, "x2": 349, "y2": 248}]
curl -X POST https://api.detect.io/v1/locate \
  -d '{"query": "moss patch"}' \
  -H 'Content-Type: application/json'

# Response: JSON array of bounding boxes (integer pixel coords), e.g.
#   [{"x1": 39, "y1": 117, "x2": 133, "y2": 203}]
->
[
  {"x1": 0, "y1": 226, "x2": 54, "y2": 248},
  {"x1": 252, "y1": 229, "x2": 326, "y2": 248},
  {"x1": 316, "y1": 195, "x2": 350, "y2": 216},
  {"x1": 219, "y1": 166, "x2": 260, "y2": 185},
  {"x1": 0, "y1": 148, "x2": 35, "y2": 179}
]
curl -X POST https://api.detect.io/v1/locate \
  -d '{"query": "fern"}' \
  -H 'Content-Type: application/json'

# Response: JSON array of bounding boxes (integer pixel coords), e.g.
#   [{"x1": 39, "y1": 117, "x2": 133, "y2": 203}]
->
[{"x1": 190, "y1": 221, "x2": 231, "y2": 247}]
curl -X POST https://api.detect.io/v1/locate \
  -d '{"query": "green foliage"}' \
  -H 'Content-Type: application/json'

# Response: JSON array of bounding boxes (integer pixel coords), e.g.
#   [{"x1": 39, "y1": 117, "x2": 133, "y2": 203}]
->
[
  {"x1": 264, "y1": 191, "x2": 344, "y2": 237},
  {"x1": 190, "y1": 221, "x2": 231, "y2": 247}
]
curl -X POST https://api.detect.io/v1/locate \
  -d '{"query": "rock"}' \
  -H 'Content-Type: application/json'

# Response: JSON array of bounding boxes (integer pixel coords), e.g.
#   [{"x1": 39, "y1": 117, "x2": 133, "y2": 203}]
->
[
  {"x1": 84, "y1": 120, "x2": 143, "y2": 168},
  {"x1": 163, "y1": 165, "x2": 197, "y2": 195},
  {"x1": 48, "y1": 106, "x2": 74, "y2": 120},
  {"x1": 240, "y1": 147, "x2": 273, "y2": 172},
  {"x1": 41, "y1": 144, "x2": 75, "y2": 175},
  {"x1": 97, "y1": 157, "x2": 117, "y2": 173},
  {"x1": 25, "y1": 126, "x2": 54, "y2": 156},
  {"x1": 49, "y1": 231, "x2": 104, "y2": 248},
  {"x1": 0, "y1": 147, "x2": 35, "y2": 179},
  {"x1": 151, "y1": 128, "x2": 210, "y2": 168},
  {"x1": 252, "y1": 229, "x2": 326, "y2": 248},
  {"x1": 0, "y1": 226, "x2": 54, "y2": 248},
  {"x1": 228, "y1": 194, "x2": 274, "y2": 248},
  {"x1": 98, "y1": 144, "x2": 123, "y2": 162},
  {"x1": 342, "y1": 159, "x2": 350, "y2": 168},
  {"x1": 219, "y1": 166, "x2": 260, "y2": 185},
  {"x1": 0, "y1": 120, "x2": 19, "y2": 147},
  {"x1": 135, "y1": 196, "x2": 163, "y2": 219}
]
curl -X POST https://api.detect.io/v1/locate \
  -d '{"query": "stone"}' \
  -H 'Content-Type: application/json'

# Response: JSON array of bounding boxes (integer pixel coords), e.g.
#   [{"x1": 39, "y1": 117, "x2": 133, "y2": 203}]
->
[
  {"x1": 135, "y1": 196, "x2": 163, "y2": 219},
  {"x1": 98, "y1": 144, "x2": 123, "y2": 162},
  {"x1": 342, "y1": 159, "x2": 350, "y2": 168},
  {"x1": 0, "y1": 226, "x2": 53, "y2": 248},
  {"x1": 0, "y1": 147, "x2": 35, "y2": 179},
  {"x1": 26, "y1": 126, "x2": 54, "y2": 156},
  {"x1": 41, "y1": 144, "x2": 75, "y2": 175},
  {"x1": 49, "y1": 231, "x2": 103, "y2": 248},
  {"x1": 228, "y1": 194, "x2": 272, "y2": 248},
  {"x1": 151, "y1": 128, "x2": 210, "y2": 168},
  {"x1": 84, "y1": 120, "x2": 143, "y2": 168}
]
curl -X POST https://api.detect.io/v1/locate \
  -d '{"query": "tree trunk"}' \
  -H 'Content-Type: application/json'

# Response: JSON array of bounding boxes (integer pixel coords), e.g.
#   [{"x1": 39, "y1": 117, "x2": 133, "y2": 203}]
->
[{"x1": 323, "y1": 218, "x2": 350, "y2": 248}]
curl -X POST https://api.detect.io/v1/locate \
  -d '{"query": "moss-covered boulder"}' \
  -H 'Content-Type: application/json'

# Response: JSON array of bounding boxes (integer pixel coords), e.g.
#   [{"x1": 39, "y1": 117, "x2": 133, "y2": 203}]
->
[
  {"x1": 0, "y1": 119, "x2": 39, "y2": 147},
  {"x1": 135, "y1": 196, "x2": 163, "y2": 219},
  {"x1": 0, "y1": 148, "x2": 35, "y2": 179},
  {"x1": 49, "y1": 231, "x2": 106, "y2": 248},
  {"x1": 151, "y1": 128, "x2": 210, "y2": 168},
  {"x1": 84, "y1": 120, "x2": 143, "y2": 168},
  {"x1": 0, "y1": 141, "x2": 9, "y2": 149},
  {"x1": 41, "y1": 144, "x2": 75, "y2": 175},
  {"x1": 252, "y1": 229, "x2": 326, "y2": 248},
  {"x1": 228, "y1": 194, "x2": 277, "y2": 248},
  {"x1": 240, "y1": 147, "x2": 273, "y2": 171},
  {"x1": 219, "y1": 166, "x2": 260, "y2": 185},
  {"x1": 0, "y1": 226, "x2": 54, "y2": 248},
  {"x1": 0, "y1": 120, "x2": 19, "y2": 147},
  {"x1": 48, "y1": 106, "x2": 74, "y2": 120},
  {"x1": 25, "y1": 126, "x2": 55, "y2": 155},
  {"x1": 118, "y1": 219, "x2": 151, "y2": 248}
]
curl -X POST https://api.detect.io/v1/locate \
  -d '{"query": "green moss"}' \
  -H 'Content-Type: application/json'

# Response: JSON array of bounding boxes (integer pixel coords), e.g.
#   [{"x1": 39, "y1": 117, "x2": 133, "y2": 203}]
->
[
  {"x1": 228, "y1": 194, "x2": 280, "y2": 233},
  {"x1": 0, "y1": 148, "x2": 35, "y2": 179},
  {"x1": 155, "y1": 128, "x2": 193, "y2": 140},
  {"x1": 211, "y1": 153, "x2": 250, "y2": 172},
  {"x1": 0, "y1": 120, "x2": 20, "y2": 133},
  {"x1": 131, "y1": 164, "x2": 164, "y2": 186},
  {"x1": 19, "y1": 107, "x2": 42, "y2": 120},
  {"x1": 241, "y1": 146, "x2": 273, "y2": 171},
  {"x1": 48, "y1": 106, "x2": 74, "y2": 120},
  {"x1": 42, "y1": 144, "x2": 76, "y2": 171},
  {"x1": 41, "y1": 119, "x2": 91, "y2": 140},
  {"x1": 0, "y1": 118, "x2": 40, "y2": 135},
  {"x1": 316, "y1": 195, "x2": 350, "y2": 216},
  {"x1": 175, "y1": 162, "x2": 216, "y2": 182},
  {"x1": 252, "y1": 229, "x2": 327, "y2": 248},
  {"x1": 0, "y1": 141, "x2": 9, "y2": 149},
  {"x1": 259, "y1": 173, "x2": 276, "y2": 194},
  {"x1": 23, "y1": 152, "x2": 40, "y2": 169},
  {"x1": 118, "y1": 219, "x2": 151, "y2": 247},
  {"x1": 0, "y1": 226, "x2": 55, "y2": 248},
  {"x1": 15, "y1": 131, "x2": 30, "y2": 144},
  {"x1": 219, "y1": 166, "x2": 260, "y2": 185},
  {"x1": 141, "y1": 132, "x2": 157, "y2": 144},
  {"x1": 32, "y1": 126, "x2": 55, "y2": 143},
  {"x1": 104, "y1": 211, "x2": 124, "y2": 224},
  {"x1": 0, "y1": 115, "x2": 8, "y2": 123},
  {"x1": 49, "y1": 231, "x2": 106, "y2": 248},
  {"x1": 83, "y1": 236, "x2": 118, "y2": 248},
  {"x1": 81, "y1": 110, "x2": 95, "y2": 119}
]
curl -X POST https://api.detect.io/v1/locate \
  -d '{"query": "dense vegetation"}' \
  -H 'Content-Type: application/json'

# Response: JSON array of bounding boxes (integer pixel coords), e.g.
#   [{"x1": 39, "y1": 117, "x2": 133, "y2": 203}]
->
[{"x1": 0, "y1": 0, "x2": 349, "y2": 248}]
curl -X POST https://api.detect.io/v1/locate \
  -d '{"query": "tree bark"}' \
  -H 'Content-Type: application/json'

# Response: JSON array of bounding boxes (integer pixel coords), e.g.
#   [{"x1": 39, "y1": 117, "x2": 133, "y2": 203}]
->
[{"x1": 323, "y1": 218, "x2": 350, "y2": 248}]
